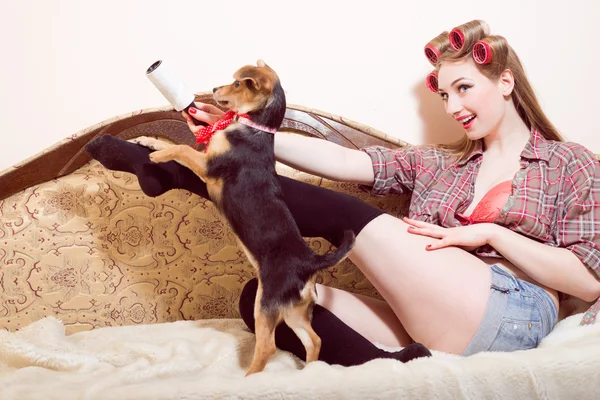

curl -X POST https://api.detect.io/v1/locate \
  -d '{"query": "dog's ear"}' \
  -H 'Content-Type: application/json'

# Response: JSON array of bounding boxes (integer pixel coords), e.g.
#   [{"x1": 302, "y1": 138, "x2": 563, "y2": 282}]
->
[
  {"x1": 235, "y1": 67, "x2": 270, "y2": 91},
  {"x1": 240, "y1": 75, "x2": 261, "y2": 91},
  {"x1": 257, "y1": 59, "x2": 274, "y2": 71}
]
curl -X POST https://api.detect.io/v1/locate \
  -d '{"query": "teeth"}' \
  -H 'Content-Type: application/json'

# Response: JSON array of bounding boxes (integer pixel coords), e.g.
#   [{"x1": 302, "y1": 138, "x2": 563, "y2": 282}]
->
[{"x1": 461, "y1": 115, "x2": 475, "y2": 124}]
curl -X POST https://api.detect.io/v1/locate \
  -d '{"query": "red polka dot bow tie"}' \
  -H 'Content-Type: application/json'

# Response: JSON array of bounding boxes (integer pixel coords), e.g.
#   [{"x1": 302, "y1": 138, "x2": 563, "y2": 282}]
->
[
  {"x1": 194, "y1": 110, "x2": 250, "y2": 145},
  {"x1": 194, "y1": 111, "x2": 277, "y2": 150}
]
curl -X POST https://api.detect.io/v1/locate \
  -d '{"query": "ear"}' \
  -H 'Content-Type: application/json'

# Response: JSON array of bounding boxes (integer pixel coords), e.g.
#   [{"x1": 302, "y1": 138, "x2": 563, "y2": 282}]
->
[
  {"x1": 235, "y1": 67, "x2": 269, "y2": 91},
  {"x1": 498, "y1": 69, "x2": 515, "y2": 97},
  {"x1": 241, "y1": 76, "x2": 260, "y2": 91},
  {"x1": 257, "y1": 59, "x2": 274, "y2": 71}
]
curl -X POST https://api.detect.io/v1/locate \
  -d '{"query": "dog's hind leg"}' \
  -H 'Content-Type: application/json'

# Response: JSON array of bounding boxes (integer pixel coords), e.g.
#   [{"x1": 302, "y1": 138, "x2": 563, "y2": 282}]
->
[
  {"x1": 246, "y1": 282, "x2": 281, "y2": 376},
  {"x1": 284, "y1": 305, "x2": 322, "y2": 364},
  {"x1": 283, "y1": 282, "x2": 322, "y2": 364}
]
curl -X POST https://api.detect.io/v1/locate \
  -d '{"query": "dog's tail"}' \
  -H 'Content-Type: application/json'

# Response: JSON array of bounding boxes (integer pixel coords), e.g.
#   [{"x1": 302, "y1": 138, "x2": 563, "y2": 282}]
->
[{"x1": 310, "y1": 230, "x2": 356, "y2": 274}]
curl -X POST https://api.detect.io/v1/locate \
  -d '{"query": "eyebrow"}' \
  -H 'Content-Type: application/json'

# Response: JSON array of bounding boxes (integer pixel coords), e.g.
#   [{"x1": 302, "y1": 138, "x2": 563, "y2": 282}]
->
[{"x1": 437, "y1": 77, "x2": 467, "y2": 93}]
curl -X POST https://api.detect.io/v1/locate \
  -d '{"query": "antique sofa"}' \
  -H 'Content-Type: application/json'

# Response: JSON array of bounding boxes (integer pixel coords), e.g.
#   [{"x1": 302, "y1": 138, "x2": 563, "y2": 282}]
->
[{"x1": 0, "y1": 94, "x2": 598, "y2": 399}]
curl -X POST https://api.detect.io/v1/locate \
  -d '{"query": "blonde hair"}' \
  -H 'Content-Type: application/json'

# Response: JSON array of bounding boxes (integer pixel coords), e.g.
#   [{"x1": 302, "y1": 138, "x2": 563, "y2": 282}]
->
[{"x1": 424, "y1": 20, "x2": 564, "y2": 162}]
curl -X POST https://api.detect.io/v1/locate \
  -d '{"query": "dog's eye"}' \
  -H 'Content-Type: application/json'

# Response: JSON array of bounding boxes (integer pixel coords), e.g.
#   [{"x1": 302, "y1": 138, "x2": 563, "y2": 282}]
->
[{"x1": 234, "y1": 80, "x2": 241, "y2": 88}]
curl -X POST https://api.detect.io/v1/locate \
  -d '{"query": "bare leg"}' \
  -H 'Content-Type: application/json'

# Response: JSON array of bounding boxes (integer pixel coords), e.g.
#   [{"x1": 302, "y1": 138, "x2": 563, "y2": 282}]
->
[
  {"x1": 334, "y1": 214, "x2": 491, "y2": 354},
  {"x1": 316, "y1": 284, "x2": 413, "y2": 348}
]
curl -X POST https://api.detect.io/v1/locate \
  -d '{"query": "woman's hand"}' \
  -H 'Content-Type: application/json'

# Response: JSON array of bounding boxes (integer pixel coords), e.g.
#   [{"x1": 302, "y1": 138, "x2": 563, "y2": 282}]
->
[
  {"x1": 181, "y1": 102, "x2": 225, "y2": 133},
  {"x1": 403, "y1": 216, "x2": 497, "y2": 252}
]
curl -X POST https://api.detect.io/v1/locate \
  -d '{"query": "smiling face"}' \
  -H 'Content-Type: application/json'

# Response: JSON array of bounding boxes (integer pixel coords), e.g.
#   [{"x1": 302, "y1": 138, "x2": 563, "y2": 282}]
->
[{"x1": 437, "y1": 58, "x2": 513, "y2": 140}]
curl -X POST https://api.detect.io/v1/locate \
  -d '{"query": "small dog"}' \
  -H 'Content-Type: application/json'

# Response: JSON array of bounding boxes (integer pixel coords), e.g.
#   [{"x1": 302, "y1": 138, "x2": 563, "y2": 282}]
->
[{"x1": 134, "y1": 60, "x2": 355, "y2": 375}]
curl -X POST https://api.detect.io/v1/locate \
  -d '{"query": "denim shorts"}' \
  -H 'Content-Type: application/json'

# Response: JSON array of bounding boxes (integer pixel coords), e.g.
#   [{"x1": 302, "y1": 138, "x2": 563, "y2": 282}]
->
[{"x1": 462, "y1": 264, "x2": 558, "y2": 356}]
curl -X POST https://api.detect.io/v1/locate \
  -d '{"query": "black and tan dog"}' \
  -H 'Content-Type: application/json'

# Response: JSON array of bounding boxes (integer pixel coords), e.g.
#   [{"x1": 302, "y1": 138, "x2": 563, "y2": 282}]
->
[{"x1": 134, "y1": 60, "x2": 355, "y2": 375}]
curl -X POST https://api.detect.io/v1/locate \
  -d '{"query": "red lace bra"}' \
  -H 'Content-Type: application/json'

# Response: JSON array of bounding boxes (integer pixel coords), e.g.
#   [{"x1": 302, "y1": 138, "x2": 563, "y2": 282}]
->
[{"x1": 457, "y1": 180, "x2": 513, "y2": 224}]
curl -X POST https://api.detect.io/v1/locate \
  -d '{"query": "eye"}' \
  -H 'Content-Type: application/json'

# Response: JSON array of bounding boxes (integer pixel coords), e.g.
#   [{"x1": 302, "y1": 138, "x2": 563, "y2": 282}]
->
[
  {"x1": 458, "y1": 84, "x2": 472, "y2": 93},
  {"x1": 234, "y1": 80, "x2": 241, "y2": 88},
  {"x1": 439, "y1": 92, "x2": 448, "y2": 101}
]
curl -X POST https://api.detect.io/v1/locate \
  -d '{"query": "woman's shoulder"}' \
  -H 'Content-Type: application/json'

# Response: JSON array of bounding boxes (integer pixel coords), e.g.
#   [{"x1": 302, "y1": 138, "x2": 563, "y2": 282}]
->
[{"x1": 546, "y1": 139, "x2": 598, "y2": 167}]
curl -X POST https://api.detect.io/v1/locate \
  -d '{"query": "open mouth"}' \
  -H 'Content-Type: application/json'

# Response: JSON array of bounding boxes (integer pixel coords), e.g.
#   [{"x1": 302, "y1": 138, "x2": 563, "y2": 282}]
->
[
  {"x1": 458, "y1": 114, "x2": 476, "y2": 129},
  {"x1": 216, "y1": 100, "x2": 230, "y2": 108}
]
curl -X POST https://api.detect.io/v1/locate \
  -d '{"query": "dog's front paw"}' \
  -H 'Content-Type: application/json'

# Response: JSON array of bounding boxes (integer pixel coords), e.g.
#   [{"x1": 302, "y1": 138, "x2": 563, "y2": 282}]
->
[
  {"x1": 149, "y1": 148, "x2": 176, "y2": 163},
  {"x1": 130, "y1": 136, "x2": 170, "y2": 151}
]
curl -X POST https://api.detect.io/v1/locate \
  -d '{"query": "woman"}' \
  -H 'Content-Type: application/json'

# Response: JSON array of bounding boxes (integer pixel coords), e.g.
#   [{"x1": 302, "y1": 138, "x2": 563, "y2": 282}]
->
[{"x1": 86, "y1": 20, "x2": 600, "y2": 364}]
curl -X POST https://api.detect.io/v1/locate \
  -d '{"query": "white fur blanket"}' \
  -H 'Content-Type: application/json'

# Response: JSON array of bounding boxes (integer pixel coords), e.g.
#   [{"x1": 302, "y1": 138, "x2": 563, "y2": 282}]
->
[{"x1": 0, "y1": 315, "x2": 599, "y2": 400}]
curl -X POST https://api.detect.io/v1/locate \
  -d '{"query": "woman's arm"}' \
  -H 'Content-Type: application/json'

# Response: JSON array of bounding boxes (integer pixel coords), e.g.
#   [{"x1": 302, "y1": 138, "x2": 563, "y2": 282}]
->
[
  {"x1": 274, "y1": 132, "x2": 374, "y2": 184},
  {"x1": 487, "y1": 225, "x2": 600, "y2": 302},
  {"x1": 491, "y1": 146, "x2": 600, "y2": 302},
  {"x1": 404, "y1": 218, "x2": 600, "y2": 302},
  {"x1": 184, "y1": 103, "x2": 375, "y2": 184}
]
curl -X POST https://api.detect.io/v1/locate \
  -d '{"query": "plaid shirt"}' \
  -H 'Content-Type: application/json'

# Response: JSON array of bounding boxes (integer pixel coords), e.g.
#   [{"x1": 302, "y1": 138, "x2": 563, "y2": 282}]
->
[{"x1": 362, "y1": 130, "x2": 600, "y2": 281}]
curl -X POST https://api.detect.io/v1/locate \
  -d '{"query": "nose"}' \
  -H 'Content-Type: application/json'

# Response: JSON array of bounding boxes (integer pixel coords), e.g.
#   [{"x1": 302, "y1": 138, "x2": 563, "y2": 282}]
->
[
  {"x1": 445, "y1": 94, "x2": 463, "y2": 117},
  {"x1": 212, "y1": 87, "x2": 218, "y2": 93}
]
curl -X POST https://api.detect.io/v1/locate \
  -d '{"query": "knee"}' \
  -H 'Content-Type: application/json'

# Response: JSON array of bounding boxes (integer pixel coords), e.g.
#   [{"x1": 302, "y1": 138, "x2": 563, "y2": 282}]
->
[{"x1": 239, "y1": 278, "x2": 258, "y2": 333}]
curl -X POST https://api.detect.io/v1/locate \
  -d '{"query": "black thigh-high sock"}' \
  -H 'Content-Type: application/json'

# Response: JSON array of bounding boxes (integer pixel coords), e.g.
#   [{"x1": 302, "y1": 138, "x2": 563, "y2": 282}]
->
[
  {"x1": 85, "y1": 137, "x2": 428, "y2": 365},
  {"x1": 85, "y1": 135, "x2": 384, "y2": 246},
  {"x1": 85, "y1": 135, "x2": 209, "y2": 198},
  {"x1": 239, "y1": 278, "x2": 432, "y2": 366}
]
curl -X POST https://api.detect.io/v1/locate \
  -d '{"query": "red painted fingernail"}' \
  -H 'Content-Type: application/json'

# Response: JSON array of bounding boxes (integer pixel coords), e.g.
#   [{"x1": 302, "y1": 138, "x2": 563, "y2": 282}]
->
[
  {"x1": 189, "y1": 107, "x2": 197, "y2": 114},
  {"x1": 426, "y1": 245, "x2": 432, "y2": 249}
]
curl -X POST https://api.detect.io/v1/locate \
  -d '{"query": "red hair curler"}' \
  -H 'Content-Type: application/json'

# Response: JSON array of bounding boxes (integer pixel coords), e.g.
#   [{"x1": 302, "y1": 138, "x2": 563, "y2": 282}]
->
[
  {"x1": 424, "y1": 44, "x2": 440, "y2": 65},
  {"x1": 426, "y1": 72, "x2": 438, "y2": 93},
  {"x1": 473, "y1": 40, "x2": 492, "y2": 64},
  {"x1": 449, "y1": 28, "x2": 465, "y2": 50}
]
